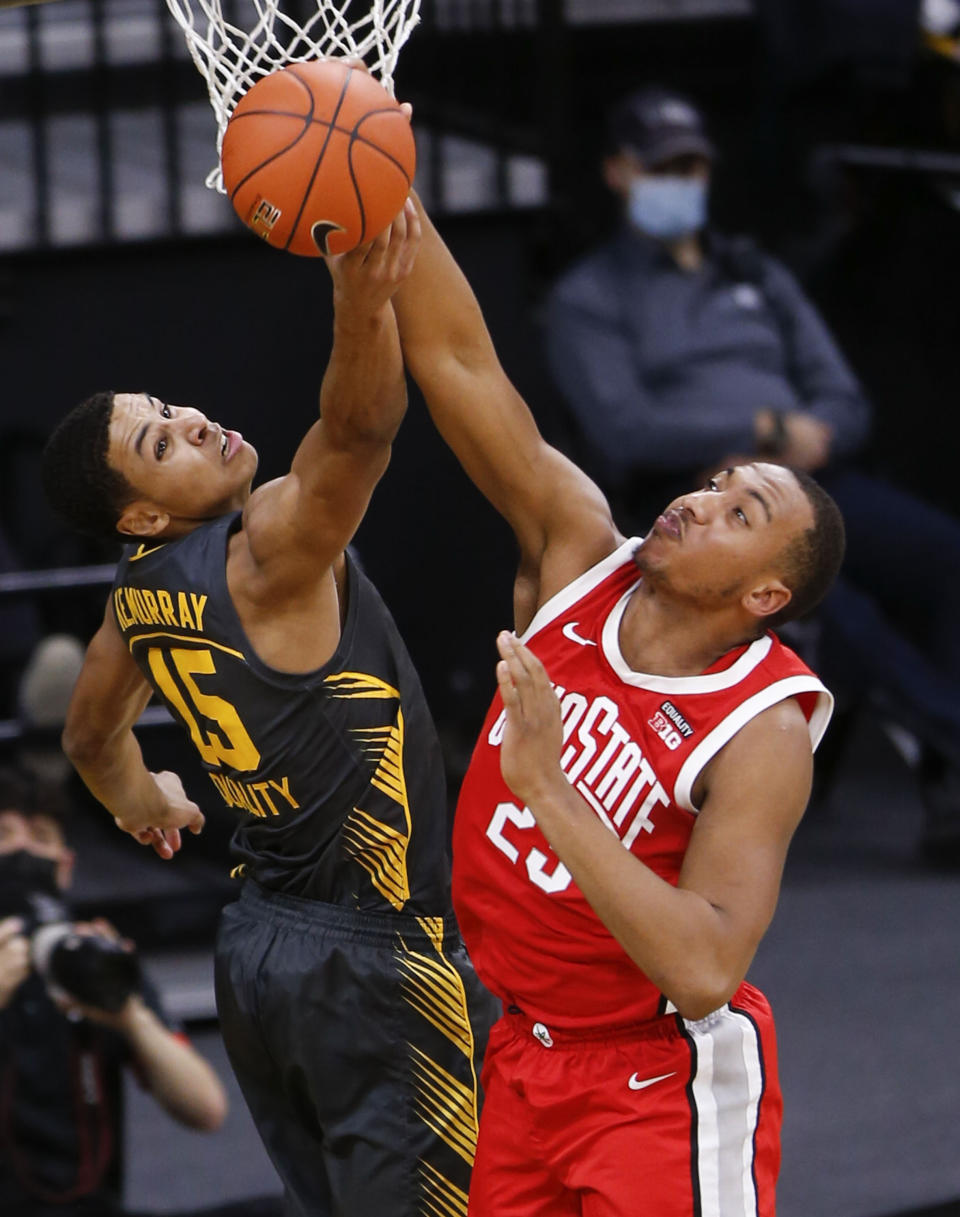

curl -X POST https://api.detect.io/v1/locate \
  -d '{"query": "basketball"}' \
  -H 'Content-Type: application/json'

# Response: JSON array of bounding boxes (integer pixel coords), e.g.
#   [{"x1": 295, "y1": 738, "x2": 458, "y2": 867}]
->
[{"x1": 220, "y1": 60, "x2": 416, "y2": 257}]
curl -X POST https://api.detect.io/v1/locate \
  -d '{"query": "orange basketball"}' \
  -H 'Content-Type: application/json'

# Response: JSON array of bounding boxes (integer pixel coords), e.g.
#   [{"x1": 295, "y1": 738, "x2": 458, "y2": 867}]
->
[{"x1": 221, "y1": 60, "x2": 416, "y2": 257}]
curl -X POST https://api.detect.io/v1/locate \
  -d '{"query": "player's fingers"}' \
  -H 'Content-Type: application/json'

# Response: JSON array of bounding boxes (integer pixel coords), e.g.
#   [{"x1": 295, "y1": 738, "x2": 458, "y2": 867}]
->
[
  {"x1": 394, "y1": 198, "x2": 421, "y2": 276},
  {"x1": 497, "y1": 631, "x2": 533, "y2": 683},
  {"x1": 399, "y1": 101, "x2": 413, "y2": 122},
  {"x1": 188, "y1": 812, "x2": 205, "y2": 835},
  {"x1": 405, "y1": 195, "x2": 421, "y2": 237},
  {"x1": 152, "y1": 834, "x2": 175, "y2": 861},
  {"x1": 496, "y1": 658, "x2": 519, "y2": 704},
  {"x1": 496, "y1": 630, "x2": 517, "y2": 659},
  {"x1": 386, "y1": 200, "x2": 408, "y2": 250},
  {"x1": 506, "y1": 633, "x2": 547, "y2": 684},
  {"x1": 371, "y1": 218, "x2": 396, "y2": 257},
  {"x1": 117, "y1": 816, "x2": 150, "y2": 839},
  {"x1": 525, "y1": 653, "x2": 553, "y2": 699},
  {"x1": 353, "y1": 224, "x2": 391, "y2": 272},
  {"x1": 369, "y1": 208, "x2": 411, "y2": 282},
  {"x1": 497, "y1": 635, "x2": 536, "y2": 717}
]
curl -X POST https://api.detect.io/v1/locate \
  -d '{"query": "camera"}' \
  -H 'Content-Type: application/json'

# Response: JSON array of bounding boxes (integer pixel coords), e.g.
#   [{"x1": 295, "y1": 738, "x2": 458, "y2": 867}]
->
[{"x1": 1, "y1": 888, "x2": 142, "y2": 1013}]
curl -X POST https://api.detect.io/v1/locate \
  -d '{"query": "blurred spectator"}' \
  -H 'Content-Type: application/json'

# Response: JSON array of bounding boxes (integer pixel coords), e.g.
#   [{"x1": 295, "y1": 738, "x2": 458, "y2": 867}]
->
[
  {"x1": 543, "y1": 85, "x2": 960, "y2": 861},
  {"x1": 16, "y1": 635, "x2": 87, "y2": 788},
  {"x1": 0, "y1": 766, "x2": 231, "y2": 1217}
]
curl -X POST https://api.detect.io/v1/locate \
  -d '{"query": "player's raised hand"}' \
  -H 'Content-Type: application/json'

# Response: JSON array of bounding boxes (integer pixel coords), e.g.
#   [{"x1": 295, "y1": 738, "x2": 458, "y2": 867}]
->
[
  {"x1": 324, "y1": 196, "x2": 421, "y2": 313},
  {"x1": 495, "y1": 631, "x2": 565, "y2": 806},
  {"x1": 114, "y1": 770, "x2": 205, "y2": 860}
]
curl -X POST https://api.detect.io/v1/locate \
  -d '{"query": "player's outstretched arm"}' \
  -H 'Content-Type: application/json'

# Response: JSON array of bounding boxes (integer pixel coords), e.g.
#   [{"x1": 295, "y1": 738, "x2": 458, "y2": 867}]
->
[
  {"x1": 394, "y1": 194, "x2": 618, "y2": 606},
  {"x1": 242, "y1": 200, "x2": 419, "y2": 575},
  {"x1": 62, "y1": 600, "x2": 204, "y2": 859},
  {"x1": 495, "y1": 632, "x2": 810, "y2": 1020}
]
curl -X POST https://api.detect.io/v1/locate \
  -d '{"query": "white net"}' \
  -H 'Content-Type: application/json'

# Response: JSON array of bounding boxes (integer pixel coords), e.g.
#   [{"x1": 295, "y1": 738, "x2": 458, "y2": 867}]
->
[{"x1": 164, "y1": 0, "x2": 421, "y2": 190}]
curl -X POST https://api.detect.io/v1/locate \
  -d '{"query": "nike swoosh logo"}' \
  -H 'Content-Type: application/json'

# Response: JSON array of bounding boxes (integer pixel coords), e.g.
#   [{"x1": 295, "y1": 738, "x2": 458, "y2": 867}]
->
[
  {"x1": 129, "y1": 543, "x2": 167, "y2": 561},
  {"x1": 561, "y1": 621, "x2": 597, "y2": 647},
  {"x1": 628, "y1": 1071, "x2": 676, "y2": 1091}
]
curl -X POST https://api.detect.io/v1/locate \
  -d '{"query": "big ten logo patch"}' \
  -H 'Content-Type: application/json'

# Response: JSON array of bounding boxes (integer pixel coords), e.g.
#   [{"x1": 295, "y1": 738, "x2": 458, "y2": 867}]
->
[{"x1": 648, "y1": 701, "x2": 695, "y2": 751}]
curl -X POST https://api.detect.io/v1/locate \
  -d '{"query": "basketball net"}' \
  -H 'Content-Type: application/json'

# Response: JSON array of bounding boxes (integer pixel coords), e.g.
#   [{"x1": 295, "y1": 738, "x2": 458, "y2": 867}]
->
[{"x1": 164, "y1": 0, "x2": 421, "y2": 190}]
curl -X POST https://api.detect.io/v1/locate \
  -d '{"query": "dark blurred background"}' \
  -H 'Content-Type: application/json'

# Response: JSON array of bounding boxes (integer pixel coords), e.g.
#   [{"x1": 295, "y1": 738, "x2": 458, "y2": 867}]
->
[{"x1": 2, "y1": 2, "x2": 960, "y2": 1214}]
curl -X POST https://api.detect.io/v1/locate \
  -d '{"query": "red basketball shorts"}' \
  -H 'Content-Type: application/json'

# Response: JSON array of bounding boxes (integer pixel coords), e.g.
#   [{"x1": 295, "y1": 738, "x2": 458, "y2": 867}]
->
[{"x1": 468, "y1": 982, "x2": 782, "y2": 1217}]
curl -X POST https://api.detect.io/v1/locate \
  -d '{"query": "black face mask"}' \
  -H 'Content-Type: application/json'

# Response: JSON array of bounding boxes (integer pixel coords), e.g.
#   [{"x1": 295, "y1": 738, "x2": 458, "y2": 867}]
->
[{"x1": 0, "y1": 850, "x2": 62, "y2": 922}]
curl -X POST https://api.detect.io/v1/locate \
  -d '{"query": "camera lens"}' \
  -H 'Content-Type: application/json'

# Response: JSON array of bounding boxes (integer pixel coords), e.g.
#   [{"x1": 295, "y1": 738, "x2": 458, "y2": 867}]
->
[{"x1": 32, "y1": 925, "x2": 142, "y2": 1012}]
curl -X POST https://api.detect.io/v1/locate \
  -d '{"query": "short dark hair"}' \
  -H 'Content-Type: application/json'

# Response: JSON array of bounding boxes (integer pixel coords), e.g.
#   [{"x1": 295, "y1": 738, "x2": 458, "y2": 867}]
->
[
  {"x1": 768, "y1": 469, "x2": 845, "y2": 630},
  {"x1": 41, "y1": 391, "x2": 134, "y2": 541},
  {"x1": 0, "y1": 765, "x2": 69, "y2": 827}
]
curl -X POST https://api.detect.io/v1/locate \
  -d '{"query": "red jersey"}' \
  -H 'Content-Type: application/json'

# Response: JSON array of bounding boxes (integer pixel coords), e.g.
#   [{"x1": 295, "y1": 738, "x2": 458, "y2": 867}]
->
[{"x1": 452, "y1": 538, "x2": 832, "y2": 1030}]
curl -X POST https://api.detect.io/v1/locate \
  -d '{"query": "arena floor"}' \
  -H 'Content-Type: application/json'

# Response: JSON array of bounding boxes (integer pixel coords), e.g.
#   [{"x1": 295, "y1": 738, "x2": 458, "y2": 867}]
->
[{"x1": 109, "y1": 711, "x2": 960, "y2": 1217}]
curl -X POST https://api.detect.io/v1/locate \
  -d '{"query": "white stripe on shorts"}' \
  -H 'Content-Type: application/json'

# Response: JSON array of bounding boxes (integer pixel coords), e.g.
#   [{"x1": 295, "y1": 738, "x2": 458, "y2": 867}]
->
[{"x1": 685, "y1": 1004, "x2": 765, "y2": 1217}]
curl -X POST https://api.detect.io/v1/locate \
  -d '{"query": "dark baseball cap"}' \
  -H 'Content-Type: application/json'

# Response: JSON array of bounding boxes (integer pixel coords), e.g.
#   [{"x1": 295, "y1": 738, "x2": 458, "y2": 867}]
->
[{"x1": 606, "y1": 87, "x2": 714, "y2": 166}]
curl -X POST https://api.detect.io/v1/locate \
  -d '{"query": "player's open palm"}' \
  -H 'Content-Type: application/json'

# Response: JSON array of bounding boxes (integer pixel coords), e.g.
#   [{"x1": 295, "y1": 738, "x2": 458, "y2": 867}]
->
[{"x1": 495, "y1": 631, "x2": 565, "y2": 807}]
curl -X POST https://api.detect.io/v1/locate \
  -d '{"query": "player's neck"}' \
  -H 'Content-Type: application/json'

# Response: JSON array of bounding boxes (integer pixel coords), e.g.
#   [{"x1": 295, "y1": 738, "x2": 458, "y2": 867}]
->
[{"x1": 618, "y1": 584, "x2": 759, "y2": 677}]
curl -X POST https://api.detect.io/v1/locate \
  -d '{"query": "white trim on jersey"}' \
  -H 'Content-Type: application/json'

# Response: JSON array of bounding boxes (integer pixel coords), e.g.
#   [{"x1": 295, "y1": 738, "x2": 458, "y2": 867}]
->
[
  {"x1": 602, "y1": 587, "x2": 777, "y2": 694},
  {"x1": 517, "y1": 536, "x2": 833, "y2": 818},
  {"x1": 674, "y1": 676, "x2": 834, "y2": 813},
  {"x1": 685, "y1": 1005, "x2": 766, "y2": 1217},
  {"x1": 520, "y1": 537, "x2": 641, "y2": 643}
]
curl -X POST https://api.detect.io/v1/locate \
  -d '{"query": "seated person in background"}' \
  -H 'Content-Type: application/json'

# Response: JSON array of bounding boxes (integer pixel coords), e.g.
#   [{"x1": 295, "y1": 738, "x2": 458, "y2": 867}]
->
[
  {"x1": 0, "y1": 766, "x2": 228, "y2": 1217},
  {"x1": 544, "y1": 85, "x2": 960, "y2": 861}
]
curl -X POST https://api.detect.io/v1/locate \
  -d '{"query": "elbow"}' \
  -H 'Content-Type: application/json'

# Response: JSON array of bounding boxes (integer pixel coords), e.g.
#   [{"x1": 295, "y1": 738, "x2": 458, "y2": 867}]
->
[
  {"x1": 61, "y1": 722, "x2": 92, "y2": 768},
  {"x1": 670, "y1": 988, "x2": 739, "y2": 1024},
  {"x1": 61, "y1": 718, "x2": 109, "y2": 770},
  {"x1": 659, "y1": 962, "x2": 744, "y2": 1023}
]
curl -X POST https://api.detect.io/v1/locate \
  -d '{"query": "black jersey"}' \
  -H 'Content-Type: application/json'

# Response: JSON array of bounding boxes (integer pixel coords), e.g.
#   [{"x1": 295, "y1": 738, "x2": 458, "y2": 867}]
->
[{"x1": 111, "y1": 512, "x2": 452, "y2": 915}]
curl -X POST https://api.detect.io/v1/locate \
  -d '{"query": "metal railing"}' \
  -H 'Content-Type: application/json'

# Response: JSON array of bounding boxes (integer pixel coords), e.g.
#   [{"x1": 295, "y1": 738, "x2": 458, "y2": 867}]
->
[{"x1": 0, "y1": 561, "x2": 178, "y2": 742}]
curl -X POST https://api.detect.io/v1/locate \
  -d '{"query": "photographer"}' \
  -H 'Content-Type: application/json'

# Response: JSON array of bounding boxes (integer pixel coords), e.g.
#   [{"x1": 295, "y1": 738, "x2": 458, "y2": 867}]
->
[{"x1": 0, "y1": 768, "x2": 227, "y2": 1216}]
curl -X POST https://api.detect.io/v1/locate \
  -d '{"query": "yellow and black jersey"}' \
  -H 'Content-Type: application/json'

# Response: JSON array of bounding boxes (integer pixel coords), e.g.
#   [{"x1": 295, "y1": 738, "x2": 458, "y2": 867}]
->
[{"x1": 112, "y1": 511, "x2": 451, "y2": 916}]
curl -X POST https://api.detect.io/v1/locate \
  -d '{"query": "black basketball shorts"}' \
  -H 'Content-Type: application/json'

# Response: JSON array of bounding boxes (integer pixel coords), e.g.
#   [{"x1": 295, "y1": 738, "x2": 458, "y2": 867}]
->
[{"x1": 214, "y1": 881, "x2": 498, "y2": 1217}]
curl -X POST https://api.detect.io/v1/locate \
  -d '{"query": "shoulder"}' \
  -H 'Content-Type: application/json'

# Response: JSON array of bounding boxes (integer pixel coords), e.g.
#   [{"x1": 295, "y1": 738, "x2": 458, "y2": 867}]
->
[
  {"x1": 235, "y1": 476, "x2": 306, "y2": 575},
  {"x1": 708, "y1": 695, "x2": 813, "y2": 790},
  {"x1": 717, "y1": 234, "x2": 802, "y2": 296},
  {"x1": 547, "y1": 240, "x2": 626, "y2": 316},
  {"x1": 690, "y1": 694, "x2": 813, "y2": 835}
]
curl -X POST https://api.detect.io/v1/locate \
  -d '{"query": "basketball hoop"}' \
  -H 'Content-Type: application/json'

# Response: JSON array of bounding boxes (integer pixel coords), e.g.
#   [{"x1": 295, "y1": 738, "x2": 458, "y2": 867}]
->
[{"x1": 164, "y1": 0, "x2": 421, "y2": 190}]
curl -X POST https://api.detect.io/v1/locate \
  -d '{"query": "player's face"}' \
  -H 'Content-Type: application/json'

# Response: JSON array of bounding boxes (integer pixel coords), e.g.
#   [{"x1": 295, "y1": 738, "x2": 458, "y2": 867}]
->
[
  {"x1": 634, "y1": 463, "x2": 813, "y2": 607},
  {"x1": 108, "y1": 392, "x2": 258, "y2": 532}
]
